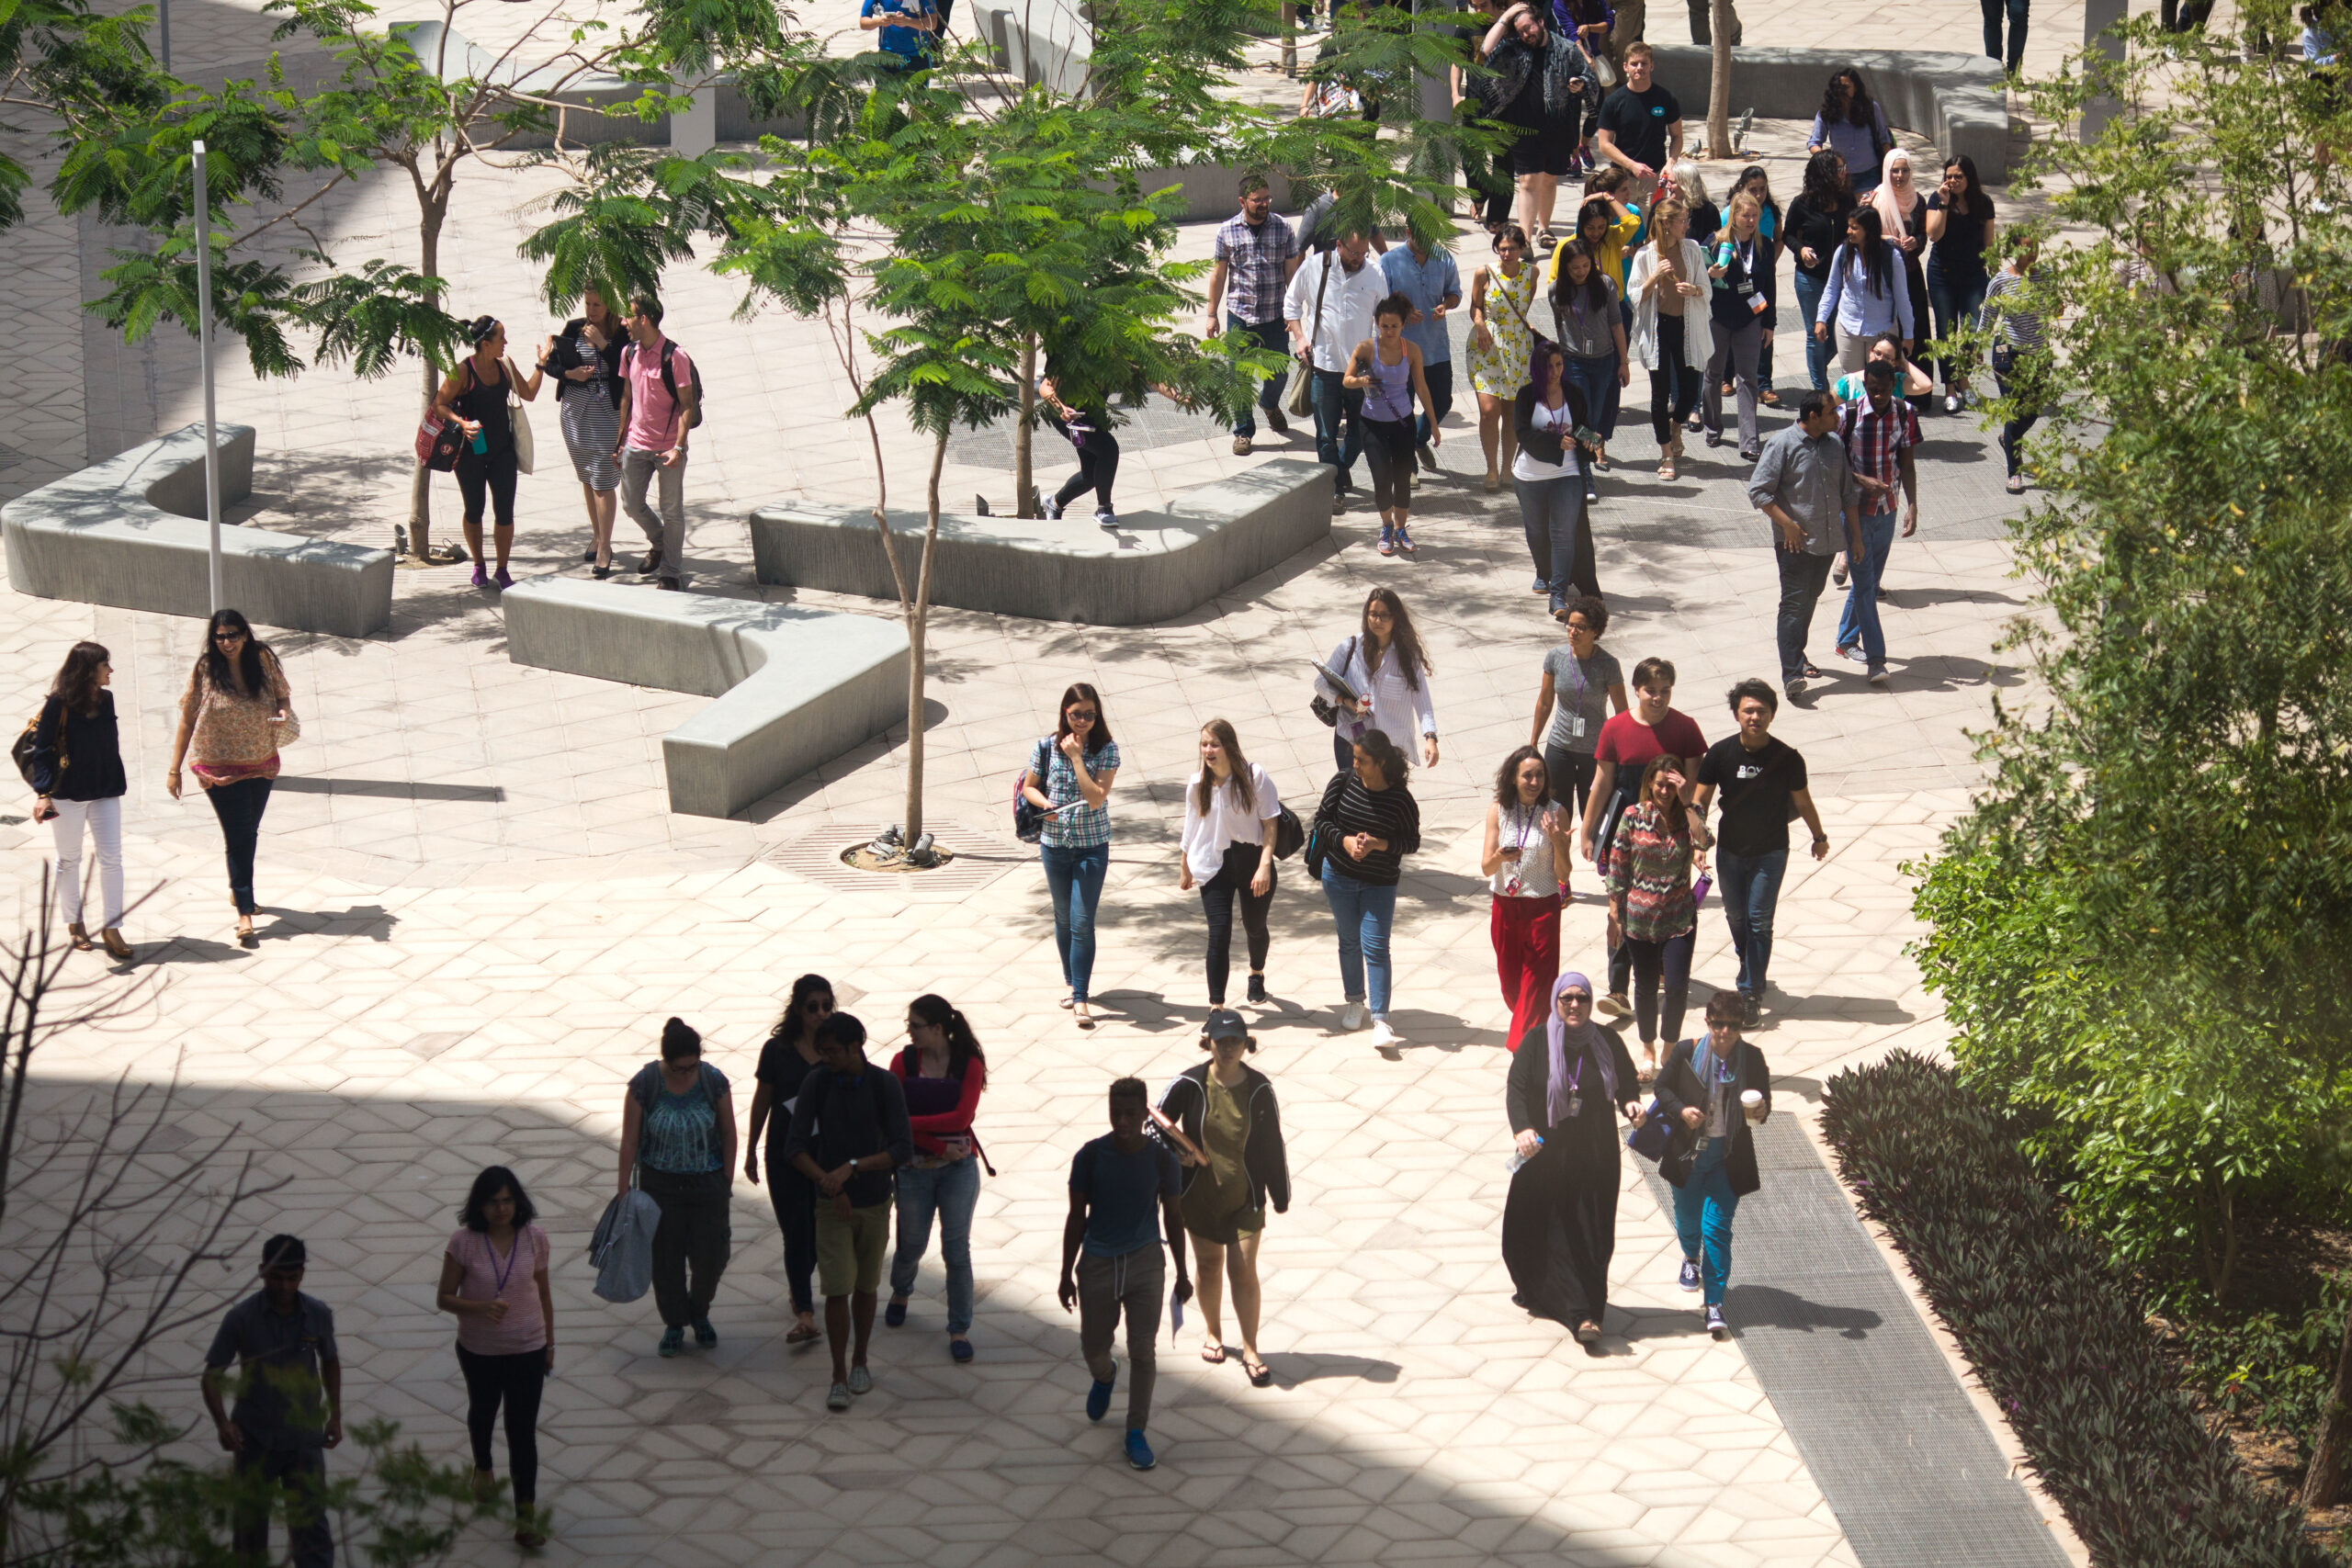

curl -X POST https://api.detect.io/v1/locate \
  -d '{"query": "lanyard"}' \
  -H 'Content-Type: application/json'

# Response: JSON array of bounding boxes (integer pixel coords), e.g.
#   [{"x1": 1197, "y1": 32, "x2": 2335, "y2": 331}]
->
[{"x1": 484, "y1": 1229, "x2": 523, "y2": 1295}]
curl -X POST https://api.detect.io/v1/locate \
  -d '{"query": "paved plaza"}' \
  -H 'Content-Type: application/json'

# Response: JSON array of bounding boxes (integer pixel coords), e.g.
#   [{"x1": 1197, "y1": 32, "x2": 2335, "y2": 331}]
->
[{"x1": 0, "y1": 0, "x2": 2141, "y2": 1563}]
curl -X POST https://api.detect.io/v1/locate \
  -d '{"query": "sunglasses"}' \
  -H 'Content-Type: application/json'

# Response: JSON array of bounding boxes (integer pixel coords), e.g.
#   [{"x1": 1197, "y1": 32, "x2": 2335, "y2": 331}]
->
[
  {"x1": 214, "y1": 630, "x2": 246, "y2": 642},
  {"x1": 1067, "y1": 709, "x2": 1098, "y2": 721}
]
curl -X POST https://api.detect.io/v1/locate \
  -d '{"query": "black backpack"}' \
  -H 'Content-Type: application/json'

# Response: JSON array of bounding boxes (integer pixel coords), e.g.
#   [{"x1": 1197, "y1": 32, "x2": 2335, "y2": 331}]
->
[{"x1": 627, "y1": 340, "x2": 705, "y2": 430}]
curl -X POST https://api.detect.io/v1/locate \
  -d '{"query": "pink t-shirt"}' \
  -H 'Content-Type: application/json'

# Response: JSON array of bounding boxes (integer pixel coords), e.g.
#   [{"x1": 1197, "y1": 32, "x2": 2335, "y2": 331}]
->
[
  {"x1": 445, "y1": 1224, "x2": 549, "y2": 1357},
  {"x1": 620, "y1": 338, "x2": 695, "y2": 452}
]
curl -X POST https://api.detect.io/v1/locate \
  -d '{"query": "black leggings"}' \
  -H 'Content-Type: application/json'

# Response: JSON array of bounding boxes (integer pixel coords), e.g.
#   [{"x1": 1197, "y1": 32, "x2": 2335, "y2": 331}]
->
[
  {"x1": 457, "y1": 1345, "x2": 546, "y2": 1506},
  {"x1": 455, "y1": 446, "x2": 519, "y2": 528},
  {"x1": 1624, "y1": 926, "x2": 1696, "y2": 1045},
  {"x1": 766, "y1": 1156, "x2": 818, "y2": 1316},
  {"x1": 1648, "y1": 316, "x2": 1702, "y2": 445},
  {"x1": 1052, "y1": 423, "x2": 1120, "y2": 512},
  {"x1": 1200, "y1": 840, "x2": 1274, "y2": 1004},
  {"x1": 1363, "y1": 416, "x2": 1417, "y2": 513}
]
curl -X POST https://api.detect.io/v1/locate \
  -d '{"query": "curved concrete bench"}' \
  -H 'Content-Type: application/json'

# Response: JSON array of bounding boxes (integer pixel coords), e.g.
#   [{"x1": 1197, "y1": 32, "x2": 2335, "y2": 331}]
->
[
  {"x1": 1646, "y1": 45, "x2": 2012, "y2": 180},
  {"x1": 500, "y1": 577, "x2": 909, "y2": 818},
  {"x1": 750, "y1": 457, "x2": 1332, "y2": 626},
  {"x1": 1, "y1": 423, "x2": 395, "y2": 637}
]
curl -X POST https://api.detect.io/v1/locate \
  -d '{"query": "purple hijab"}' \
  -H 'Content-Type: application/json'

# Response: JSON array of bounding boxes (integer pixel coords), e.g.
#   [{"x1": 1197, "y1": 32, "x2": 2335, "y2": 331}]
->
[{"x1": 1546, "y1": 972, "x2": 1618, "y2": 1125}]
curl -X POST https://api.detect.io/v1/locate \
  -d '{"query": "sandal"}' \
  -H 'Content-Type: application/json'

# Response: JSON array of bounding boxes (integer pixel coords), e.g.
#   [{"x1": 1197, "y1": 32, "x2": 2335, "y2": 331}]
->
[
  {"x1": 785, "y1": 1320, "x2": 822, "y2": 1347},
  {"x1": 67, "y1": 922, "x2": 93, "y2": 953},
  {"x1": 1657, "y1": 454, "x2": 1677, "y2": 481},
  {"x1": 1201, "y1": 1343, "x2": 1227, "y2": 1364},
  {"x1": 1242, "y1": 1356, "x2": 1273, "y2": 1387}
]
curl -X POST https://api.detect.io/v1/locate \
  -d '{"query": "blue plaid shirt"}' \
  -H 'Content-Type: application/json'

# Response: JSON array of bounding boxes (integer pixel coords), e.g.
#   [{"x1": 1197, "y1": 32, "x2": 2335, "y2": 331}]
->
[
  {"x1": 1037, "y1": 738, "x2": 1120, "y2": 848},
  {"x1": 1215, "y1": 211, "x2": 1302, "y2": 328}
]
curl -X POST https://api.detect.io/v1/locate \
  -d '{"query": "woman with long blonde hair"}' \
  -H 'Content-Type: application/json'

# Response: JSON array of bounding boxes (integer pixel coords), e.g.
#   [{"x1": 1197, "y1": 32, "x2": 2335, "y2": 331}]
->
[
  {"x1": 1180, "y1": 719, "x2": 1283, "y2": 1007},
  {"x1": 1627, "y1": 197, "x2": 1711, "y2": 479}
]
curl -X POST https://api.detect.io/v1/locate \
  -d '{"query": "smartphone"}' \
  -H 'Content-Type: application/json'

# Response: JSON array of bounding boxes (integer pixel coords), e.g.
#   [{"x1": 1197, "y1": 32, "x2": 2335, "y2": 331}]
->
[{"x1": 34, "y1": 803, "x2": 59, "y2": 824}]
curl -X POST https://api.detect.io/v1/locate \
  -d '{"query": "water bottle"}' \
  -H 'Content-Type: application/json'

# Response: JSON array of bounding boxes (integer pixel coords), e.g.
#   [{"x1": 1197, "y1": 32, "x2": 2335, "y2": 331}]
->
[
  {"x1": 469, "y1": 425, "x2": 488, "y2": 455},
  {"x1": 1506, "y1": 1134, "x2": 1544, "y2": 1175}
]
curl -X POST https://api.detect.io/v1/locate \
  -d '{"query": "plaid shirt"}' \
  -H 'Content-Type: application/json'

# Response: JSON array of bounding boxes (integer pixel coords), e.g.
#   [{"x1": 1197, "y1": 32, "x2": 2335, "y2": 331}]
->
[
  {"x1": 1839, "y1": 398, "x2": 1919, "y2": 517},
  {"x1": 1036, "y1": 738, "x2": 1120, "y2": 849},
  {"x1": 1215, "y1": 211, "x2": 1301, "y2": 327}
]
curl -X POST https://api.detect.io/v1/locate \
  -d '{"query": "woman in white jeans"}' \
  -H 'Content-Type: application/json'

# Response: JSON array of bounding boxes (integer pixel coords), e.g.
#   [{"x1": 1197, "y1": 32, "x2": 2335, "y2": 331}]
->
[{"x1": 28, "y1": 641, "x2": 132, "y2": 959}]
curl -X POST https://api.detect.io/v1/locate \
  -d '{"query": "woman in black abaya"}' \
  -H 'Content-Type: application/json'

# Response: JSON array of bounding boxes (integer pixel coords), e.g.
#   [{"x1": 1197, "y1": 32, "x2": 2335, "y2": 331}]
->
[{"x1": 1503, "y1": 970, "x2": 1643, "y2": 1347}]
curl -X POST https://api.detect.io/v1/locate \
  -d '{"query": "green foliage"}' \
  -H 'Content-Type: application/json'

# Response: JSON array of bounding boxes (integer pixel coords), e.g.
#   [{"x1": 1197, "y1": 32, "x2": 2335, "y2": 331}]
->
[
  {"x1": 12, "y1": 1406, "x2": 506, "y2": 1567},
  {"x1": 1821, "y1": 1052, "x2": 2332, "y2": 1567},
  {"x1": 0, "y1": 0, "x2": 175, "y2": 231},
  {"x1": 2176, "y1": 1283, "x2": 2349, "y2": 1453},
  {"x1": 518, "y1": 145, "x2": 772, "y2": 312},
  {"x1": 1906, "y1": 0, "x2": 2352, "y2": 1308}
]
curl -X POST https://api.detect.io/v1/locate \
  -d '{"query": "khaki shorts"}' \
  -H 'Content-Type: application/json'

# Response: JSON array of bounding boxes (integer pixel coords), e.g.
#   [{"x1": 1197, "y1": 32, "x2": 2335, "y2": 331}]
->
[{"x1": 814, "y1": 1201, "x2": 890, "y2": 1297}]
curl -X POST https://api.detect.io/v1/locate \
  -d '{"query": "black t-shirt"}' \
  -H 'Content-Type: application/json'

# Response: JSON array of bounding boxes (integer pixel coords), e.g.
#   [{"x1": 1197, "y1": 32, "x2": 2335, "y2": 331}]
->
[
  {"x1": 1598, "y1": 83, "x2": 1679, "y2": 173},
  {"x1": 1697, "y1": 735, "x2": 1807, "y2": 856},
  {"x1": 754, "y1": 1030, "x2": 820, "y2": 1149},
  {"x1": 1685, "y1": 198, "x2": 1722, "y2": 245}
]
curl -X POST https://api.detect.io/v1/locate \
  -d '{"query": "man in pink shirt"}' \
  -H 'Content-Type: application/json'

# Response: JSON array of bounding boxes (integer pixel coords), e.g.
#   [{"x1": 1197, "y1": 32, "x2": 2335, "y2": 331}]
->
[{"x1": 611, "y1": 295, "x2": 698, "y2": 589}]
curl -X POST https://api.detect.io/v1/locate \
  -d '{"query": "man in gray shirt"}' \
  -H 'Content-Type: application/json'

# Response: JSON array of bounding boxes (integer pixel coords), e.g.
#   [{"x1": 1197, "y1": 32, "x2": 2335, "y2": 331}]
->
[{"x1": 1747, "y1": 390, "x2": 1861, "y2": 699}]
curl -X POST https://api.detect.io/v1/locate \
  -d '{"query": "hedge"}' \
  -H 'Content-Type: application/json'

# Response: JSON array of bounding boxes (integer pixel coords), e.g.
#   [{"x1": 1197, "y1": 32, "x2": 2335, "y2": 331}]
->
[{"x1": 1819, "y1": 1051, "x2": 2331, "y2": 1568}]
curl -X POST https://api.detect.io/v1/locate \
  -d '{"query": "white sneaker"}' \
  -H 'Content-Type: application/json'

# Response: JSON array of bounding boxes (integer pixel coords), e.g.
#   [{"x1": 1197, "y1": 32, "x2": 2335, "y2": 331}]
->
[
  {"x1": 1339, "y1": 1000, "x2": 1368, "y2": 1032},
  {"x1": 1368, "y1": 1016, "x2": 1403, "y2": 1048}
]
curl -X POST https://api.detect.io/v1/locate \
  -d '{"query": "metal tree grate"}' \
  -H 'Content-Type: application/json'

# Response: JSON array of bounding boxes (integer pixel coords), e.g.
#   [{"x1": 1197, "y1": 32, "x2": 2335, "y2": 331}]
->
[{"x1": 763, "y1": 820, "x2": 1032, "y2": 897}]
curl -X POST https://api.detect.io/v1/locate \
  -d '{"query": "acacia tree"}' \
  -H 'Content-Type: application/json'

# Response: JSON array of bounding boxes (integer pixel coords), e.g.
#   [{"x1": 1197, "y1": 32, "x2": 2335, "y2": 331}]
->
[
  {"x1": 62, "y1": 0, "x2": 791, "y2": 553},
  {"x1": 1908, "y1": 0, "x2": 2352, "y2": 1319}
]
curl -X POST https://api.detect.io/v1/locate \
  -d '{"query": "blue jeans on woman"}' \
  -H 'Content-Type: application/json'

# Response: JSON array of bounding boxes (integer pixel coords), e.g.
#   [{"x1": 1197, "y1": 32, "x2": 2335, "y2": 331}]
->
[
  {"x1": 1925, "y1": 272, "x2": 1989, "y2": 391},
  {"x1": 1040, "y1": 842, "x2": 1110, "y2": 1003},
  {"x1": 1835, "y1": 511, "x2": 1897, "y2": 664},
  {"x1": 1672, "y1": 1138, "x2": 1741, "y2": 1306},
  {"x1": 1715, "y1": 848, "x2": 1789, "y2": 999},
  {"x1": 1562, "y1": 350, "x2": 1621, "y2": 444},
  {"x1": 1791, "y1": 271, "x2": 1831, "y2": 391},
  {"x1": 1319, "y1": 863, "x2": 1397, "y2": 1016},
  {"x1": 1512, "y1": 474, "x2": 1598, "y2": 612},
  {"x1": 890, "y1": 1156, "x2": 979, "y2": 1335}
]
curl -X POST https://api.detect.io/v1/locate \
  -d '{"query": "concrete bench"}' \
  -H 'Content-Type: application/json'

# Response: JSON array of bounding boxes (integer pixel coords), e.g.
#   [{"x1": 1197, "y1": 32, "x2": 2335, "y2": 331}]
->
[
  {"x1": 499, "y1": 577, "x2": 909, "y2": 818},
  {"x1": 748, "y1": 457, "x2": 1332, "y2": 626},
  {"x1": 1, "y1": 423, "x2": 395, "y2": 637},
  {"x1": 1648, "y1": 46, "x2": 2012, "y2": 180}
]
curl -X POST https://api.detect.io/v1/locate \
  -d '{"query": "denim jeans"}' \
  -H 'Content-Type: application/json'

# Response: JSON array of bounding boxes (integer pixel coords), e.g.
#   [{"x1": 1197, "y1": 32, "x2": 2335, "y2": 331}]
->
[
  {"x1": 204, "y1": 776, "x2": 273, "y2": 915},
  {"x1": 1512, "y1": 474, "x2": 1598, "y2": 610},
  {"x1": 1623, "y1": 925, "x2": 1695, "y2": 1046},
  {"x1": 1319, "y1": 863, "x2": 1398, "y2": 1015},
  {"x1": 1228, "y1": 316, "x2": 1289, "y2": 436},
  {"x1": 1926, "y1": 272, "x2": 1989, "y2": 390},
  {"x1": 1041, "y1": 842, "x2": 1110, "y2": 1002},
  {"x1": 1715, "y1": 847, "x2": 1789, "y2": 998},
  {"x1": 1562, "y1": 350, "x2": 1620, "y2": 444},
  {"x1": 1981, "y1": 0, "x2": 2027, "y2": 69},
  {"x1": 1417, "y1": 360, "x2": 1454, "y2": 448},
  {"x1": 1672, "y1": 1138, "x2": 1741, "y2": 1306},
  {"x1": 1311, "y1": 367, "x2": 1366, "y2": 490},
  {"x1": 1791, "y1": 271, "x2": 1831, "y2": 391},
  {"x1": 1775, "y1": 547, "x2": 1836, "y2": 684},
  {"x1": 1837, "y1": 512, "x2": 1897, "y2": 664},
  {"x1": 890, "y1": 1156, "x2": 979, "y2": 1335}
]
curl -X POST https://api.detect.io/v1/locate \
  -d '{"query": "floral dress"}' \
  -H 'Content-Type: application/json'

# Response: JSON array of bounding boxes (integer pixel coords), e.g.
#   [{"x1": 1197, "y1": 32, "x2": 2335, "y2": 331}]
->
[{"x1": 1471, "y1": 262, "x2": 1541, "y2": 399}]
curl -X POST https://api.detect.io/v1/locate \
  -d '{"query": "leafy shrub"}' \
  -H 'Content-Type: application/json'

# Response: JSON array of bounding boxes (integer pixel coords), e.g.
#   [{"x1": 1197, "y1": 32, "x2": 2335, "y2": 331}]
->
[
  {"x1": 1821, "y1": 1051, "x2": 2331, "y2": 1568},
  {"x1": 2174, "y1": 1287, "x2": 2350, "y2": 1456}
]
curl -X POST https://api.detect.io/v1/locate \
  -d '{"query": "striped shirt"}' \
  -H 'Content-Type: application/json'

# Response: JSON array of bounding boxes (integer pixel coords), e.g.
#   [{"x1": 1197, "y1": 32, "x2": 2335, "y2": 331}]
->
[
  {"x1": 1977, "y1": 267, "x2": 2046, "y2": 352},
  {"x1": 1313, "y1": 772, "x2": 1421, "y2": 887}
]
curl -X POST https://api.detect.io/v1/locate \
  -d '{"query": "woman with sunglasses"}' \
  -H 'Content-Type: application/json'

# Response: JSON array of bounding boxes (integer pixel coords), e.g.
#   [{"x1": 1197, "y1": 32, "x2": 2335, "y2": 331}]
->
[
  {"x1": 746, "y1": 974, "x2": 836, "y2": 1348},
  {"x1": 166, "y1": 610, "x2": 295, "y2": 948},
  {"x1": 1021, "y1": 684, "x2": 1121, "y2": 1029},
  {"x1": 885, "y1": 994, "x2": 988, "y2": 1361}
]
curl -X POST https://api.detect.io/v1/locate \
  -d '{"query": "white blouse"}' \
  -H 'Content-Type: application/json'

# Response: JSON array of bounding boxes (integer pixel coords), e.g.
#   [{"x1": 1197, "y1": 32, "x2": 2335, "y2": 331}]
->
[
  {"x1": 1488, "y1": 801, "x2": 1560, "y2": 897},
  {"x1": 1182, "y1": 762, "x2": 1282, "y2": 880},
  {"x1": 1315, "y1": 637, "x2": 1439, "y2": 752}
]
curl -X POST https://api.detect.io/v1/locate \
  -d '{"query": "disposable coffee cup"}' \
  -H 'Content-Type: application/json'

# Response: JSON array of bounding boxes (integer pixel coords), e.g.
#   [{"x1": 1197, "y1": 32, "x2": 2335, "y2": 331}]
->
[{"x1": 1740, "y1": 1089, "x2": 1765, "y2": 1122}]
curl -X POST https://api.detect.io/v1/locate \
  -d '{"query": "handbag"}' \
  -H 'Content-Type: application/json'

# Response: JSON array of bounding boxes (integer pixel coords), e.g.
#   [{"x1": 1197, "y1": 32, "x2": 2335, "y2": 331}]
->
[
  {"x1": 1624, "y1": 1098, "x2": 1672, "y2": 1162},
  {"x1": 505, "y1": 357, "x2": 537, "y2": 475},
  {"x1": 414, "y1": 411, "x2": 462, "y2": 472},
  {"x1": 1272, "y1": 804, "x2": 1306, "y2": 861},
  {"x1": 1309, "y1": 636, "x2": 1359, "y2": 728},
  {"x1": 12, "y1": 711, "x2": 59, "y2": 788},
  {"x1": 1285, "y1": 252, "x2": 1336, "y2": 418},
  {"x1": 1012, "y1": 738, "x2": 1050, "y2": 843},
  {"x1": 1496, "y1": 267, "x2": 1555, "y2": 381},
  {"x1": 1589, "y1": 51, "x2": 1618, "y2": 89},
  {"x1": 273, "y1": 709, "x2": 301, "y2": 748}
]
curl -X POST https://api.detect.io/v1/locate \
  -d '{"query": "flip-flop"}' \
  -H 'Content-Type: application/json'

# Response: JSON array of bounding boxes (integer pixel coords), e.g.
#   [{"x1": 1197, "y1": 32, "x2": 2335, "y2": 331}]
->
[
  {"x1": 1201, "y1": 1344, "x2": 1227, "y2": 1364},
  {"x1": 785, "y1": 1322, "x2": 821, "y2": 1346},
  {"x1": 1243, "y1": 1357, "x2": 1273, "y2": 1387}
]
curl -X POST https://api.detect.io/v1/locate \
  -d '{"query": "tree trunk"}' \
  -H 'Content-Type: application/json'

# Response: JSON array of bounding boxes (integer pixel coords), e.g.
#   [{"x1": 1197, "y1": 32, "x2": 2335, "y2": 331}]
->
[
  {"x1": 1281, "y1": 0, "x2": 1296, "y2": 75},
  {"x1": 902, "y1": 433, "x2": 948, "y2": 843},
  {"x1": 409, "y1": 197, "x2": 448, "y2": 550},
  {"x1": 2305, "y1": 1308, "x2": 2352, "y2": 1509},
  {"x1": 1015, "y1": 333, "x2": 1037, "y2": 517},
  {"x1": 1706, "y1": 0, "x2": 1732, "y2": 158}
]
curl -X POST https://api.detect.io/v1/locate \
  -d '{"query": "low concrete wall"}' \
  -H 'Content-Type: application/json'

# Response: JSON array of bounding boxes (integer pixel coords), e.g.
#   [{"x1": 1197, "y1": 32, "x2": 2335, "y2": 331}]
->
[
  {"x1": 0, "y1": 424, "x2": 396, "y2": 638},
  {"x1": 1645, "y1": 45, "x2": 2012, "y2": 179},
  {"x1": 749, "y1": 457, "x2": 1332, "y2": 626},
  {"x1": 500, "y1": 577, "x2": 909, "y2": 818}
]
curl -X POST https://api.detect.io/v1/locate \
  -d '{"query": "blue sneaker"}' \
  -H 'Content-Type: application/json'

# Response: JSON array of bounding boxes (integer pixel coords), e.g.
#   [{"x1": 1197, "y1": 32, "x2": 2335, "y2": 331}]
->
[
  {"x1": 1125, "y1": 1429, "x2": 1156, "y2": 1471},
  {"x1": 1678, "y1": 1258, "x2": 1701, "y2": 1293},
  {"x1": 1706, "y1": 1303, "x2": 1729, "y2": 1340},
  {"x1": 657, "y1": 1326, "x2": 684, "y2": 1358},
  {"x1": 692, "y1": 1316, "x2": 717, "y2": 1348},
  {"x1": 1086, "y1": 1375, "x2": 1114, "y2": 1424}
]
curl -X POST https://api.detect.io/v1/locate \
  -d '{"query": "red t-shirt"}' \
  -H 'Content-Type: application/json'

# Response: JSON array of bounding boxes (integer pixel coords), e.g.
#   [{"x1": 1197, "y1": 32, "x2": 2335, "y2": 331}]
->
[{"x1": 1595, "y1": 709, "x2": 1707, "y2": 796}]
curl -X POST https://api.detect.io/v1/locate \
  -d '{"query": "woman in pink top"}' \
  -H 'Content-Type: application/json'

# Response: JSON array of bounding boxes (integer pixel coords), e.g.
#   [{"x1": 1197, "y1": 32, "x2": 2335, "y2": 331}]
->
[
  {"x1": 884, "y1": 995, "x2": 988, "y2": 1361},
  {"x1": 435, "y1": 1166, "x2": 554, "y2": 1549}
]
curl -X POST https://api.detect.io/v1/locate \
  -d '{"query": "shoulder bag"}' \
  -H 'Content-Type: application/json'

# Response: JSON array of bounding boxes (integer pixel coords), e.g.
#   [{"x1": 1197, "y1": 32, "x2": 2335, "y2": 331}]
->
[
  {"x1": 1284, "y1": 253, "x2": 1333, "y2": 418},
  {"x1": 1012, "y1": 737, "x2": 1052, "y2": 843},
  {"x1": 1302, "y1": 770, "x2": 1351, "y2": 881},
  {"x1": 1495, "y1": 265, "x2": 1555, "y2": 381},
  {"x1": 504, "y1": 356, "x2": 537, "y2": 475},
  {"x1": 414, "y1": 405, "x2": 463, "y2": 472},
  {"x1": 1309, "y1": 635, "x2": 1359, "y2": 728},
  {"x1": 12, "y1": 706, "x2": 60, "y2": 789},
  {"x1": 1272, "y1": 804, "x2": 1306, "y2": 860}
]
